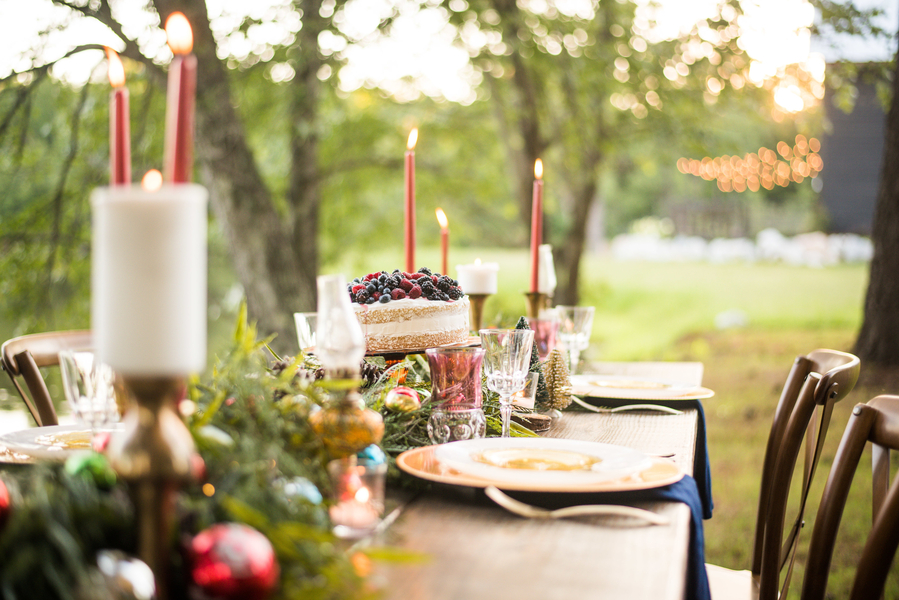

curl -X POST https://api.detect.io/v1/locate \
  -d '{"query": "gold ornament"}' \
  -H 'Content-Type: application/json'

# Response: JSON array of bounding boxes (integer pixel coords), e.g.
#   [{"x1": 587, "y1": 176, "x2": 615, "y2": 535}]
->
[
  {"x1": 385, "y1": 386, "x2": 421, "y2": 412},
  {"x1": 543, "y1": 349, "x2": 573, "y2": 410}
]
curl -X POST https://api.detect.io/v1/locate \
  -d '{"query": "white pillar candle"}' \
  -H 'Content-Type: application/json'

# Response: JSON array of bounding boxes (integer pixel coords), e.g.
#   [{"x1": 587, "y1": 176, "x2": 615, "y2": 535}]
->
[
  {"x1": 537, "y1": 244, "x2": 557, "y2": 295},
  {"x1": 456, "y1": 260, "x2": 499, "y2": 295},
  {"x1": 92, "y1": 184, "x2": 208, "y2": 375}
]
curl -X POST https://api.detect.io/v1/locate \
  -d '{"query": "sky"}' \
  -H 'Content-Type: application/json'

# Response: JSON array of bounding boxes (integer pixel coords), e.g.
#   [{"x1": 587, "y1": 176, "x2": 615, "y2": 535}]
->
[{"x1": 0, "y1": 0, "x2": 895, "y2": 105}]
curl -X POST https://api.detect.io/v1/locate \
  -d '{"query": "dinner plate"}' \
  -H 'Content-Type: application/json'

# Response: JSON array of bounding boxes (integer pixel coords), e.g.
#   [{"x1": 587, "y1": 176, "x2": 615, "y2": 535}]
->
[
  {"x1": 398, "y1": 440, "x2": 684, "y2": 492},
  {"x1": 570, "y1": 374, "x2": 715, "y2": 401},
  {"x1": 0, "y1": 423, "x2": 124, "y2": 461}
]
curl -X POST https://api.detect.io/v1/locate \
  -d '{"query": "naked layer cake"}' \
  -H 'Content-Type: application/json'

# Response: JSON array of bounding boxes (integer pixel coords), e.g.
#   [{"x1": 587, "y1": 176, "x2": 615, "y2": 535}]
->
[{"x1": 348, "y1": 268, "x2": 470, "y2": 353}]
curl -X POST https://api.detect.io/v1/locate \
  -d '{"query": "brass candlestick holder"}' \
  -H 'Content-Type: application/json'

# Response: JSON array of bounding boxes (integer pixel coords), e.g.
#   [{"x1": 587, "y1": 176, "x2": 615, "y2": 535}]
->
[
  {"x1": 468, "y1": 293, "x2": 491, "y2": 332},
  {"x1": 309, "y1": 367, "x2": 384, "y2": 458},
  {"x1": 524, "y1": 291, "x2": 548, "y2": 319},
  {"x1": 107, "y1": 376, "x2": 196, "y2": 600}
]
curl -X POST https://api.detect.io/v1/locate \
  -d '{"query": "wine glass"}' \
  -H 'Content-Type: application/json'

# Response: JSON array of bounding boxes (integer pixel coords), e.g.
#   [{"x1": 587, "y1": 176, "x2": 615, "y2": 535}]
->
[
  {"x1": 59, "y1": 349, "x2": 118, "y2": 434},
  {"x1": 294, "y1": 312, "x2": 318, "y2": 351},
  {"x1": 556, "y1": 306, "x2": 595, "y2": 374},
  {"x1": 478, "y1": 329, "x2": 535, "y2": 438}
]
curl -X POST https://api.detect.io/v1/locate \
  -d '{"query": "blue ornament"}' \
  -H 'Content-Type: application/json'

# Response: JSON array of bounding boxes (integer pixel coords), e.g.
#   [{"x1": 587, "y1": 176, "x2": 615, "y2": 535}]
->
[{"x1": 356, "y1": 444, "x2": 387, "y2": 466}]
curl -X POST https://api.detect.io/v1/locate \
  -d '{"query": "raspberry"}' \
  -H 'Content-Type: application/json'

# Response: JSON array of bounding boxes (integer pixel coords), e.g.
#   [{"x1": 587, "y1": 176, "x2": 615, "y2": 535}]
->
[
  {"x1": 391, "y1": 289, "x2": 407, "y2": 300},
  {"x1": 399, "y1": 279, "x2": 414, "y2": 292},
  {"x1": 364, "y1": 273, "x2": 378, "y2": 282},
  {"x1": 431, "y1": 275, "x2": 439, "y2": 285},
  {"x1": 408, "y1": 285, "x2": 422, "y2": 299},
  {"x1": 351, "y1": 284, "x2": 365, "y2": 294},
  {"x1": 409, "y1": 273, "x2": 426, "y2": 280},
  {"x1": 372, "y1": 292, "x2": 381, "y2": 300}
]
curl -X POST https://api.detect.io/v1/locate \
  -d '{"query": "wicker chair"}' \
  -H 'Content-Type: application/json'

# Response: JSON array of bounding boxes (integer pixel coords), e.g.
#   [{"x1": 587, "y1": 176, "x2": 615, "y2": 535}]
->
[{"x1": 1, "y1": 330, "x2": 92, "y2": 427}]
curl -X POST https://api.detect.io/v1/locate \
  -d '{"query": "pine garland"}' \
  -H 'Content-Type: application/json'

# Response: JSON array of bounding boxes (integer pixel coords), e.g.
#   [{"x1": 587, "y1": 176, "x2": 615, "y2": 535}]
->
[{"x1": 542, "y1": 348, "x2": 573, "y2": 410}]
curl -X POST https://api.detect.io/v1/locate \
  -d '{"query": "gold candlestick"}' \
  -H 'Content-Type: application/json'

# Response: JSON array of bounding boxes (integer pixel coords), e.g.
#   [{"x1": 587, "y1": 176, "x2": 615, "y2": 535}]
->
[
  {"x1": 107, "y1": 376, "x2": 196, "y2": 600},
  {"x1": 468, "y1": 293, "x2": 490, "y2": 332},
  {"x1": 525, "y1": 291, "x2": 547, "y2": 319}
]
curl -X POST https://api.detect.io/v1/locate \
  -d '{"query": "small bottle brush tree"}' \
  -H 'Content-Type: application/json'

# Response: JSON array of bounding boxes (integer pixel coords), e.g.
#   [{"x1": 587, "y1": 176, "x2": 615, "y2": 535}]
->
[{"x1": 515, "y1": 317, "x2": 550, "y2": 411}]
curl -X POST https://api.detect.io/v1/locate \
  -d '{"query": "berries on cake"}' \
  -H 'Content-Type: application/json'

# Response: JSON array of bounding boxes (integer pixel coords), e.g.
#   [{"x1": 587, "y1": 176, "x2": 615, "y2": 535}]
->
[{"x1": 348, "y1": 268, "x2": 470, "y2": 353}]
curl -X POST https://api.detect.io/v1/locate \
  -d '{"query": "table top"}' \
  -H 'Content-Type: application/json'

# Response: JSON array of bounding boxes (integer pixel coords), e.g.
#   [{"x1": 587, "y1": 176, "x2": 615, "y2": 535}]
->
[{"x1": 373, "y1": 362, "x2": 703, "y2": 600}]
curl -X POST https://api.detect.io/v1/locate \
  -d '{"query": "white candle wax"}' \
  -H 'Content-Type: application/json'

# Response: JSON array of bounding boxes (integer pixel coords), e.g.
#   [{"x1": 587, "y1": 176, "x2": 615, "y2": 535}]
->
[
  {"x1": 456, "y1": 261, "x2": 499, "y2": 295},
  {"x1": 537, "y1": 244, "x2": 557, "y2": 295},
  {"x1": 329, "y1": 499, "x2": 380, "y2": 530},
  {"x1": 92, "y1": 184, "x2": 208, "y2": 375}
]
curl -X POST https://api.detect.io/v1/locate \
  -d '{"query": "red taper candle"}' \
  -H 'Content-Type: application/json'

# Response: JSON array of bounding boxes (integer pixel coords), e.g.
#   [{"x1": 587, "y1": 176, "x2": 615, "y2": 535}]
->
[
  {"x1": 163, "y1": 12, "x2": 196, "y2": 183},
  {"x1": 106, "y1": 48, "x2": 130, "y2": 186},
  {"x1": 529, "y1": 159, "x2": 544, "y2": 293}
]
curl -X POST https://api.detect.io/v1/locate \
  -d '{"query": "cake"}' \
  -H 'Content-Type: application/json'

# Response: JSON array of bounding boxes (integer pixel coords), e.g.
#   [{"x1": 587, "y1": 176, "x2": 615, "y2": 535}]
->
[{"x1": 348, "y1": 268, "x2": 470, "y2": 353}]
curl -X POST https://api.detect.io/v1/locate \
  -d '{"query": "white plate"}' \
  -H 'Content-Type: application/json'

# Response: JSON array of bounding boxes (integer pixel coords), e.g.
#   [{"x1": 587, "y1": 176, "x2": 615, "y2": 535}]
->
[
  {"x1": 433, "y1": 438, "x2": 651, "y2": 486},
  {"x1": 0, "y1": 423, "x2": 124, "y2": 461},
  {"x1": 570, "y1": 374, "x2": 714, "y2": 400}
]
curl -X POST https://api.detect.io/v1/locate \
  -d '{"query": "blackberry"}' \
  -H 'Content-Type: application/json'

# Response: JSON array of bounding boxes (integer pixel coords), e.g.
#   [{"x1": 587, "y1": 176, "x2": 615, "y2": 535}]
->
[
  {"x1": 355, "y1": 289, "x2": 370, "y2": 303},
  {"x1": 437, "y1": 277, "x2": 452, "y2": 292},
  {"x1": 417, "y1": 267, "x2": 432, "y2": 276},
  {"x1": 448, "y1": 287, "x2": 463, "y2": 300}
]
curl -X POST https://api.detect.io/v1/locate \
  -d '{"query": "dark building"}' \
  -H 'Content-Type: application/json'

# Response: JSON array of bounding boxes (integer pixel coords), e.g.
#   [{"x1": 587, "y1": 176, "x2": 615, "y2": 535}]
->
[{"x1": 819, "y1": 68, "x2": 887, "y2": 235}]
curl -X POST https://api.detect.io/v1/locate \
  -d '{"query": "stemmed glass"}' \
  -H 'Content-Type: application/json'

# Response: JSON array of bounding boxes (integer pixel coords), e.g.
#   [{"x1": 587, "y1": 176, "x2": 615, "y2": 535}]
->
[
  {"x1": 479, "y1": 329, "x2": 535, "y2": 438},
  {"x1": 556, "y1": 306, "x2": 595, "y2": 374},
  {"x1": 59, "y1": 349, "x2": 118, "y2": 434},
  {"x1": 294, "y1": 311, "x2": 318, "y2": 351}
]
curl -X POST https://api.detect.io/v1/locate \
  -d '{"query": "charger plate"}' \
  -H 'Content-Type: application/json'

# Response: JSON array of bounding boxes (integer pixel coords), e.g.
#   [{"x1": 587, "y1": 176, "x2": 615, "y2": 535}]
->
[
  {"x1": 570, "y1": 374, "x2": 715, "y2": 401},
  {"x1": 398, "y1": 442, "x2": 684, "y2": 493},
  {"x1": 0, "y1": 423, "x2": 123, "y2": 462}
]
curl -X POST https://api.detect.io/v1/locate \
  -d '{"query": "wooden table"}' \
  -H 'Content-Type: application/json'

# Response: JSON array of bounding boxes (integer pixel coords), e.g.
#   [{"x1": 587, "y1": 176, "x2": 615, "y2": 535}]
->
[{"x1": 373, "y1": 362, "x2": 704, "y2": 600}]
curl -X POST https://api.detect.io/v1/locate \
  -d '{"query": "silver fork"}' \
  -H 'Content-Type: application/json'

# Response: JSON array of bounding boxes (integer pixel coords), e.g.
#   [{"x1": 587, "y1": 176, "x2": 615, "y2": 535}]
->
[
  {"x1": 570, "y1": 395, "x2": 683, "y2": 415},
  {"x1": 485, "y1": 486, "x2": 670, "y2": 526}
]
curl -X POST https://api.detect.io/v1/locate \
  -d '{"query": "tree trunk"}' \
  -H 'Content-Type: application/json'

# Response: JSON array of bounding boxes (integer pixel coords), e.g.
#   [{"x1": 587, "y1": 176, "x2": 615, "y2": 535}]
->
[
  {"x1": 554, "y1": 178, "x2": 597, "y2": 305},
  {"x1": 854, "y1": 53, "x2": 899, "y2": 367},
  {"x1": 154, "y1": 0, "x2": 317, "y2": 353}
]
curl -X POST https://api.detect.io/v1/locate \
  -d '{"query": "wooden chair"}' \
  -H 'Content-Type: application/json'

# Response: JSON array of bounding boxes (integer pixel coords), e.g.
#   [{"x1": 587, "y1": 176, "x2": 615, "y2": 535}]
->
[
  {"x1": 798, "y1": 395, "x2": 899, "y2": 600},
  {"x1": 706, "y1": 349, "x2": 860, "y2": 600},
  {"x1": 0, "y1": 330, "x2": 92, "y2": 427}
]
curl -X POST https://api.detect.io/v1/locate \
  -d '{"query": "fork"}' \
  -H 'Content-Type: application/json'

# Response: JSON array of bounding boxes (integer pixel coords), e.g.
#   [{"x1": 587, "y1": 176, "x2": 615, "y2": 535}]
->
[
  {"x1": 570, "y1": 395, "x2": 683, "y2": 415},
  {"x1": 485, "y1": 486, "x2": 670, "y2": 526}
]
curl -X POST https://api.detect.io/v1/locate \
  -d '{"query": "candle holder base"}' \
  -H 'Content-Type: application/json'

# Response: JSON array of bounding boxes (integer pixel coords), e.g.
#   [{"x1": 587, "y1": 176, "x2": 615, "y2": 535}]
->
[
  {"x1": 524, "y1": 292, "x2": 548, "y2": 319},
  {"x1": 106, "y1": 375, "x2": 196, "y2": 600},
  {"x1": 468, "y1": 293, "x2": 490, "y2": 332}
]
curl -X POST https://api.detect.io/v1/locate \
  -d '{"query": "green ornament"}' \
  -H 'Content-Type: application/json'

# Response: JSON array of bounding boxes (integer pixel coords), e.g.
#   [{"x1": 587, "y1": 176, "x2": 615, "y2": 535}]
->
[{"x1": 65, "y1": 451, "x2": 117, "y2": 490}]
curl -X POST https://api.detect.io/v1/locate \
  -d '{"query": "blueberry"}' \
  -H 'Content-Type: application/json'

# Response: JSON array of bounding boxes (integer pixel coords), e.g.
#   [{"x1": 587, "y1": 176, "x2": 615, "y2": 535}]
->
[
  {"x1": 366, "y1": 283, "x2": 376, "y2": 293},
  {"x1": 366, "y1": 297, "x2": 377, "y2": 304},
  {"x1": 379, "y1": 295, "x2": 391, "y2": 303}
]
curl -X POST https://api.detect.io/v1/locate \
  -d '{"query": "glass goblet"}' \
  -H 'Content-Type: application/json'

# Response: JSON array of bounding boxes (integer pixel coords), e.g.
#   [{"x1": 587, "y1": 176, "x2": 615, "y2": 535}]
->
[
  {"x1": 294, "y1": 311, "x2": 318, "y2": 352},
  {"x1": 478, "y1": 329, "x2": 535, "y2": 438},
  {"x1": 556, "y1": 306, "x2": 595, "y2": 374},
  {"x1": 59, "y1": 349, "x2": 118, "y2": 434}
]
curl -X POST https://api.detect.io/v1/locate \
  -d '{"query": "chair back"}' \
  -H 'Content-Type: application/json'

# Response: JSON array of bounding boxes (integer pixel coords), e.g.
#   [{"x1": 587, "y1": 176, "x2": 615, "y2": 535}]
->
[
  {"x1": 1, "y1": 330, "x2": 93, "y2": 427},
  {"x1": 800, "y1": 395, "x2": 899, "y2": 600},
  {"x1": 752, "y1": 349, "x2": 860, "y2": 599}
]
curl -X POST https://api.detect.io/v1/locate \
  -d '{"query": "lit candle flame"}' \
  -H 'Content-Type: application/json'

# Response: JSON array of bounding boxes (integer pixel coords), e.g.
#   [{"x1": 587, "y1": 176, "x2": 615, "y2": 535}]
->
[
  {"x1": 534, "y1": 158, "x2": 543, "y2": 180},
  {"x1": 435, "y1": 207, "x2": 448, "y2": 230},
  {"x1": 105, "y1": 48, "x2": 125, "y2": 88},
  {"x1": 407, "y1": 128, "x2": 418, "y2": 151},
  {"x1": 142, "y1": 169, "x2": 163, "y2": 191},
  {"x1": 165, "y1": 12, "x2": 193, "y2": 55},
  {"x1": 355, "y1": 486, "x2": 371, "y2": 503}
]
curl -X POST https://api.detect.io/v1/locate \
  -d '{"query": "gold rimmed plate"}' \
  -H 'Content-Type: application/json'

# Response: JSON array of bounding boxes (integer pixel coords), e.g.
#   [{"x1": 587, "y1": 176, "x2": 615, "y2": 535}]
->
[
  {"x1": 570, "y1": 374, "x2": 715, "y2": 401},
  {"x1": 0, "y1": 424, "x2": 123, "y2": 462},
  {"x1": 397, "y1": 439, "x2": 684, "y2": 493}
]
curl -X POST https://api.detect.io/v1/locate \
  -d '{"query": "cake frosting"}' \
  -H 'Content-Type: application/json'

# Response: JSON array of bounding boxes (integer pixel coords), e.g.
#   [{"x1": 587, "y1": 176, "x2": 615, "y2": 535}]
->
[
  {"x1": 354, "y1": 297, "x2": 470, "y2": 352},
  {"x1": 348, "y1": 269, "x2": 470, "y2": 353}
]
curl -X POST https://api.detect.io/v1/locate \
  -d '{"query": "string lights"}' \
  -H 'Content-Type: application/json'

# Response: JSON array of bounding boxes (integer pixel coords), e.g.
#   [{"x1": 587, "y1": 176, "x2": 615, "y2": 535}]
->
[{"x1": 677, "y1": 134, "x2": 821, "y2": 192}]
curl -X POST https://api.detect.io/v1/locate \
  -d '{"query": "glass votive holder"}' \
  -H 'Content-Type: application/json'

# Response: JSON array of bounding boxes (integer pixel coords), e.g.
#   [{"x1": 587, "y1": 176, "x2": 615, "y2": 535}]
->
[
  {"x1": 526, "y1": 317, "x2": 559, "y2": 361},
  {"x1": 425, "y1": 347, "x2": 486, "y2": 407},
  {"x1": 427, "y1": 403, "x2": 487, "y2": 444},
  {"x1": 511, "y1": 372, "x2": 539, "y2": 410},
  {"x1": 327, "y1": 455, "x2": 386, "y2": 539}
]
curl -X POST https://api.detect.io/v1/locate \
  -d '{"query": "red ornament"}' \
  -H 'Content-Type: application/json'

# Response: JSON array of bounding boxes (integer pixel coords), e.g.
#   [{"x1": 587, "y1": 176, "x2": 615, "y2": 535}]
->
[
  {"x1": 189, "y1": 523, "x2": 279, "y2": 600},
  {"x1": 0, "y1": 479, "x2": 9, "y2": 531}
]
